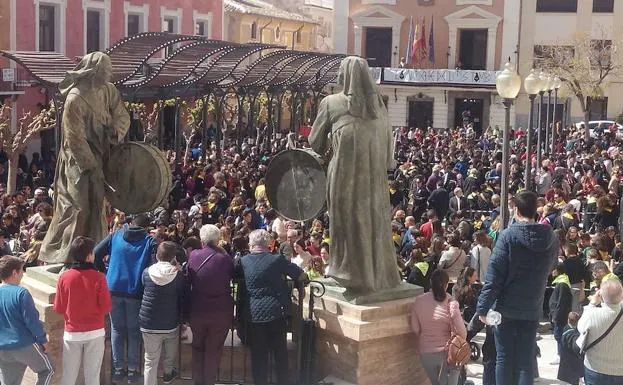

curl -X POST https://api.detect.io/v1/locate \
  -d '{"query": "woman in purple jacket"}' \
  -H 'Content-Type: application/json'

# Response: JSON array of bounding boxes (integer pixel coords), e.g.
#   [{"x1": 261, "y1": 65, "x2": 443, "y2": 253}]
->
[{"x1": 184, "y1": 224, "x2": 234, "y2": 385}]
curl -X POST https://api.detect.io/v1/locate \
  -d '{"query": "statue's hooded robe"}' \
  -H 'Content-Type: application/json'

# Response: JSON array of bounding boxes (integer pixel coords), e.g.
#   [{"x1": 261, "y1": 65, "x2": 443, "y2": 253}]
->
[
  {"x1": 309, "y1": 57, "x2": 401, "y2": 292},
  {"x1": 40, "y1": 52, "x2": 130, "y2": 264}
]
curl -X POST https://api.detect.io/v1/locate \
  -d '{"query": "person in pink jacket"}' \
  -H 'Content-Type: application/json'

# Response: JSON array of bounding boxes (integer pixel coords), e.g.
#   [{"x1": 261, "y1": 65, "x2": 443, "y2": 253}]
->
[{"x1": 411, "y1": 269, "x2": 467, "y2": 385}]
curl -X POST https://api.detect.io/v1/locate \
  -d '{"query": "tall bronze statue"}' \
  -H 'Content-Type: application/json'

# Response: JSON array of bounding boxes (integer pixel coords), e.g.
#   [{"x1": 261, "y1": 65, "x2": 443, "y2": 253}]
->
[
  {"x1": 40, "y1": 52, "x2": 130, "y2": 264},
  {"x1": 309, "y1": 56, "x2": 401, "y2": 292}
]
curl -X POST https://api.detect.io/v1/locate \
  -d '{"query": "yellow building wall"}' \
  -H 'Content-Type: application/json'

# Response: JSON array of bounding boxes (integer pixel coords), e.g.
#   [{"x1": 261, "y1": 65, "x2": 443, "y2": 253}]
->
[{"x1": 228, "y1": 13, "x2": 316, "y2": 51}]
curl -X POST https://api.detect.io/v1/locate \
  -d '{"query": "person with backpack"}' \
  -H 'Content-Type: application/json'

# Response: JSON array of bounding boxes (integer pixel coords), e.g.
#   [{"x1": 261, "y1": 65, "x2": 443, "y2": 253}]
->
[
  {"x1": 557, "y1": 312, "x2": 583, "y2": 385},
  {"x1": 411, "y1": 269, "x2": 467, "y2": 385}
]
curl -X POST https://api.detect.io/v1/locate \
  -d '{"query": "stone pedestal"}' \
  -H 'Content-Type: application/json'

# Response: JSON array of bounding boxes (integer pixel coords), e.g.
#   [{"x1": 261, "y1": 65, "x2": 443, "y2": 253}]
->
[
  {"x1": 20, "y1": 264, "x2": 112, "y2": 385},
  {"x1": 306, "y1": 285, "x2": 431, "y2": 385}
]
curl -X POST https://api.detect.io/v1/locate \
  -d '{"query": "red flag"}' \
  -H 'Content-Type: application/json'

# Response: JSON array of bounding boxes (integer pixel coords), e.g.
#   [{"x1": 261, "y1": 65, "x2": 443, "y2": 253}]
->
[{"x1": 411, "y1": 22, "x2": 419, "y2": 63}]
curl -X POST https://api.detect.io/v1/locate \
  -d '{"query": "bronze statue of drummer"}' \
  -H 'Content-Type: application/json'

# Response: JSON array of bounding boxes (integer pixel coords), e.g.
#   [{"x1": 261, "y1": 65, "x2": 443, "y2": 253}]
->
[{"x1": 40, "y1": 52, "x2": 130, "y2": 264}]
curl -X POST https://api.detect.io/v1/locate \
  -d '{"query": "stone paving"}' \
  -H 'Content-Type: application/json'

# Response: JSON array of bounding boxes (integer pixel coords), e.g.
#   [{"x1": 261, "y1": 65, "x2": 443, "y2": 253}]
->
[{"x1": 466, "y1": 322, "x2": 572, "y2": 385}]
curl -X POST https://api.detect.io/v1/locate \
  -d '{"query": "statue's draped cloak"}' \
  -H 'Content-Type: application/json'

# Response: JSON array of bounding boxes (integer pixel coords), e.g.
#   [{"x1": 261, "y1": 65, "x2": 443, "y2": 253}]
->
[
  {"x1": 309, "y1": 57, "x2": 400, "y2": 292},
  {"x1": 40, "y1": 80, "x2": 129, "y2": 263}
]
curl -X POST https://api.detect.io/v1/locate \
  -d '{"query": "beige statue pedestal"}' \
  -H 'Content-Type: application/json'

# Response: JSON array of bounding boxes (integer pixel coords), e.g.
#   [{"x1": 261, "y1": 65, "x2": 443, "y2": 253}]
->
[
  {"x1": 305, "y1": 284, "x2": 431, "y2": 385},
  {"x1": 19, "y1": 264, "x2": 112, "y2": 385}
]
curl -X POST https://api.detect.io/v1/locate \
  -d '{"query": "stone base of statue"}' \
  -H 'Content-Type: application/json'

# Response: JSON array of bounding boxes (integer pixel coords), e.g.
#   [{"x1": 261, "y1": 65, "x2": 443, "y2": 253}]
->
[
  {"x1": 19, "y1": 264, "x2": 112, "y2": 385},
  {"x1": 304, "y1": 282, "x2": 431, "y2": 385}
]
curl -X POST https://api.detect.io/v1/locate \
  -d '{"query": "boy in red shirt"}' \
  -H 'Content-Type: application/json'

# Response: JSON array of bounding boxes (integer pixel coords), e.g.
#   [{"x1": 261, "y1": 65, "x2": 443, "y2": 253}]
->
[{"x1": 54, "y1": 236, "x2": 112, "y2": 385}]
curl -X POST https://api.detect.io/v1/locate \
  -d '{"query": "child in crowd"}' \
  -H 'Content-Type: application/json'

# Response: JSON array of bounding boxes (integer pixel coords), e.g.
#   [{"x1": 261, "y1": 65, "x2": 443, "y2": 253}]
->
[
  {"x1": 139, "y1": 241, "x2": 185, "y2": 385},
  {"x1": 0, "y1": 255, "x2": 54, "y2": 385},
  {"x1": 53, "y1": 236, "x2": 112, "y2": 385},
  {"x1": 549, "y1": 263, "x2": 573, "y2": 364},
  {"x1": 557, "y1": 312, "x2": 583, "y2": 385}
]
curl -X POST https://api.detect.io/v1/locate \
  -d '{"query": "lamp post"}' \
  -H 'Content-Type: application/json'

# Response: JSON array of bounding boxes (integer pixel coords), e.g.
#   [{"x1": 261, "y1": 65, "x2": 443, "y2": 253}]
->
[
  {"x1": 551, "y1": 76, "x2": 561, "y2": 154},
  {"x1": 544, "y1": 75, "x2": 553, "y2": 156},
  {"x1": 496, "y1": 60, "x2": 522, "y2": 230},
  {"x1": 524, "y1": 69, "x2": 543, "y2": 191},
  {"x1": 536, "y1": 71, "x2": 548, "y2": 170}
]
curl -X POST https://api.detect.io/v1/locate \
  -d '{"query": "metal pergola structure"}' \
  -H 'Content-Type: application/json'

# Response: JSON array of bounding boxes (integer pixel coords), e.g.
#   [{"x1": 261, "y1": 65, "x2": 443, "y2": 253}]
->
[{"x1": 0, "y1": 32, "x2": 344, "y2": 157}]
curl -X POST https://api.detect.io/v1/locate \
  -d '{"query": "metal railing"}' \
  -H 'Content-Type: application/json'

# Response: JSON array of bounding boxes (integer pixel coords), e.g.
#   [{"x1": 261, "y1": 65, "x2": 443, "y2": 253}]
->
[{"x1": 105, "y1": 278, "x2": 325, "y2": 385}]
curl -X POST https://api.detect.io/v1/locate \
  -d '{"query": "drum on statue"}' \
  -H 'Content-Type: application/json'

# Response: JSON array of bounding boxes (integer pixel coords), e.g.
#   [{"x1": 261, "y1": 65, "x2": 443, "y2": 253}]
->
[
  {"x1": 104, "y1": 142, "x2": 172, "y2": 214},
  {"x1": 265, "y1": 148, "x2": 327, "y2": 221}
]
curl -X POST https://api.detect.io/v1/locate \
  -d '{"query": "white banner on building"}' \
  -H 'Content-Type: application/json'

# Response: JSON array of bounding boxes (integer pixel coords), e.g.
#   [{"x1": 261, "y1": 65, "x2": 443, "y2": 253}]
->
[{"x1": 382, "y1": 68, "x2": 499, "y2": 86}]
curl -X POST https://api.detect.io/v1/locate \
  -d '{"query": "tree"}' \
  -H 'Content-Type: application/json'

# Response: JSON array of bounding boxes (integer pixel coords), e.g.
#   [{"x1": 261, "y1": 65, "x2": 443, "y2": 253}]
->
[
  {"x1": 0, "y1": 105, "x2": 56, "y2": 194},
  {"x1": 537, "y1": 29, "x2": 621, "y2": 141}
]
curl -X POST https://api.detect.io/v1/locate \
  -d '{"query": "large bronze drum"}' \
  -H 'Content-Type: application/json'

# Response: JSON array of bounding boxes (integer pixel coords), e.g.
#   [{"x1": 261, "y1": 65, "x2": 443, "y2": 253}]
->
[
  {"x1": 265, "y1": 148, "x2": 327, "y2": 221},
  {"x1": 104, "y1": 142, "x2": 172, "y2": 214}
]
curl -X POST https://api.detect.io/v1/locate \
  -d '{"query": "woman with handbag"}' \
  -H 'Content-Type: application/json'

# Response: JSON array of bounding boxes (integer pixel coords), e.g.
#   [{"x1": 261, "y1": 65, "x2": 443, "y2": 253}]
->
[{"x1": 411, "y1": 269, "x2": 468, "y2": 385}]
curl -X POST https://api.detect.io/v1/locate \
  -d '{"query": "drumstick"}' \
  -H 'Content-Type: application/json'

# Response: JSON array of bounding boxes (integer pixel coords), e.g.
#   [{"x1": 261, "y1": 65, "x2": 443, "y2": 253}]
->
[
  {"x1": 75, "y1": 175, "x2": 117, "y2": 193},
  {"x1": 104, "y1": 181, "x2": 117, "y2": 193}
]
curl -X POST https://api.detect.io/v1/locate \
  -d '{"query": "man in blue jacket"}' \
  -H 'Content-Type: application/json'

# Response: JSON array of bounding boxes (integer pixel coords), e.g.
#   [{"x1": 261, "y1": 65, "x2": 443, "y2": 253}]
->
[
  {"x1": 0, "y1": 256, "x2": 54, "y2": 385},
  {"x1": 477, "y1": 191, "x2": 558, "y2": 385},
  {"x1": 95, "y1": 214, "x2": 157, "y2": 383}
]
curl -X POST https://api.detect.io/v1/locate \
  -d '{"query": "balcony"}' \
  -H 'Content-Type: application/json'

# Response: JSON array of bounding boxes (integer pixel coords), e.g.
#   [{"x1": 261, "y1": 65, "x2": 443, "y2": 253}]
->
[{"x1": 371, "y1": 67, "x2": 500, "y2": 88}]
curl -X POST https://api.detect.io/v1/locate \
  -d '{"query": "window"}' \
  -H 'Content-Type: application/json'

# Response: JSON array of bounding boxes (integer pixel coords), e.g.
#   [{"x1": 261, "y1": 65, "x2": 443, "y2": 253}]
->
[
  {"x1": 593, "y1": 0, "x2": 614, "y2": 13},
  {"x1": 251, "y1": 22, "x2": 258, "y2": 39},
  {"x1": 86, "y1": 10, "x2": 102, "y2": 53},
  {"x1": 533, "y1": 45, "x2": 575, "y2": 67},
  {"x1": 163, "y1": 18, "x2": 175, "y2": 33},
  {"x1": 195, "y1": 21, "x2": 207, "y2": 36},
  {"x1": 124, "y1": 2, "x2": 149, "y2": 37},
  {"x1": 193, "y1": 11, "x2": 212, "y2": 38},
  {"x1": 536, "y1": 0, "x2": 578, "y2": 12},
  {"x1": 39, "y1": 5, "x2": 56, "y2": 52},
  {"x1": 127, "y1": 14, "x2": 140, "y2": 36},
  {"x1": 84, "y1": 1, "x2": 109, "y2": 55},
  {"x1": 590, "y1": 39, "x2": 612, "y2": 67},
  {"x1": 587, "y1": 97, "x2": 608, "y2": 120}
]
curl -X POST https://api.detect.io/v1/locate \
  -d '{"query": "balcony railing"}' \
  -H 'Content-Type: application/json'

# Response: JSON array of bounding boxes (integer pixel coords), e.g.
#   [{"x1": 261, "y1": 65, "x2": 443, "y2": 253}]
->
[{"x1": 371, "y1": 67, "x2": 500, "y2": 87}]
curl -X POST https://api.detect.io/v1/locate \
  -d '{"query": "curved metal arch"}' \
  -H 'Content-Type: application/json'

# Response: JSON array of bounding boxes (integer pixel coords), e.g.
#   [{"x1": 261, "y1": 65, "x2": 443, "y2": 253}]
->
[
  {"x1": 202, "y1": 46, "x2": 277, "y2": 87},
  {"x1": 172, "y1": 43, "x2": 280, "y2": 88},
  {"x1": 303, "y1": 56, "x2": 343, "y2": 87},
  {"x1": 256, "y1": 52, "x2": 320, "y2": 87},
  {"x1": 298, "y1": 56, "x2": 342, "y2": 86},
  {"x1": 163, "y1": 46, "x2": 237, "y2": 88},
  {"x1": 122, "y1": 39, "x2": 233, "y2": 89},
  {"x1": 241, "y1": 51, "x2": 311, "y2": 87},
  {"x1": 108, "y1": 33, "x2": 207, "y2": 86},
  {"x1": 234, "y1": 50, "x2": 301, "y2": 87},
  {"x1": 284, "y1": 54, "x2": 334, "y2": 87},
  {"x1": 272, "y1": 53, "x2": 328, "y2": 87},
  {"x1": 0, "y1": 51, "x2": 74, "y2": 87},
  {"x1": 105, "y1": 32, "x2": 204, "y2": 55}
]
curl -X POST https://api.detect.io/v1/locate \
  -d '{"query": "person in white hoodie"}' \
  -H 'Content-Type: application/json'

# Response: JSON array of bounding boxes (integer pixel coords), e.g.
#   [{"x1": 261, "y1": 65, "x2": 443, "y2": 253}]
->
[{"x1": 139, "y1": 242, "x2": 185, "y2": 385}]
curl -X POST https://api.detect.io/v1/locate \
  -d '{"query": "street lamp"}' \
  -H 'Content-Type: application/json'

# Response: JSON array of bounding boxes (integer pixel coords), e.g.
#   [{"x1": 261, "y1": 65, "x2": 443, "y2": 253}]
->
[
  {"x1": 558, "y1": 84, "x2": 570, "y2": 131},
  {"x1": 536, "y1": 71, "x2": 548, "y2": 171},
  {"x1": 496, "y1": 60, "x2": 521, "y2": 230},
  {"x1": 524, "y1": 69, "x2": 543, "y2": 191},
  {"x1": 544, "y1": 75, "x2": 554, "y2": 156},
  {"x1": 551, "y1": 76, "x2": 562, "y2": 153}
]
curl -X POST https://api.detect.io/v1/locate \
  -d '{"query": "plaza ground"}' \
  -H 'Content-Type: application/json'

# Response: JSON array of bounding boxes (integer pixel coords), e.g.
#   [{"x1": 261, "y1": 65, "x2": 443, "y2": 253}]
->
[{"x1": 466, "y1": 322, "x2": 569, "y2": 385}]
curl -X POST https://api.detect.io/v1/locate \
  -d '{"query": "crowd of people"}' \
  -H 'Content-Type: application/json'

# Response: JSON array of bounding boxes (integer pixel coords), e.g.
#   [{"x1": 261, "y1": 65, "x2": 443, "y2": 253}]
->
[{"x1": 0, "y1": 116, "x2": 623, "y2": 385}]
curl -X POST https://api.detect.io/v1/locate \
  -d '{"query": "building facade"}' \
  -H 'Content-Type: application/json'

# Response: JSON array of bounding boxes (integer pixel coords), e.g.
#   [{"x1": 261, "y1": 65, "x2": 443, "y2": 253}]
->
[
  {"x1": 515, "y1": 0, "x2": 622, "y2": 128},
  {"x1": 2, "y1": 0, "x2": 224, "y2": 156},
  {"x1": 223, "y1": 0, "x2": 318, "y2": 51},
  {"x1": 334, "y1": 0, "x2": 520, "y2": 131}
]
